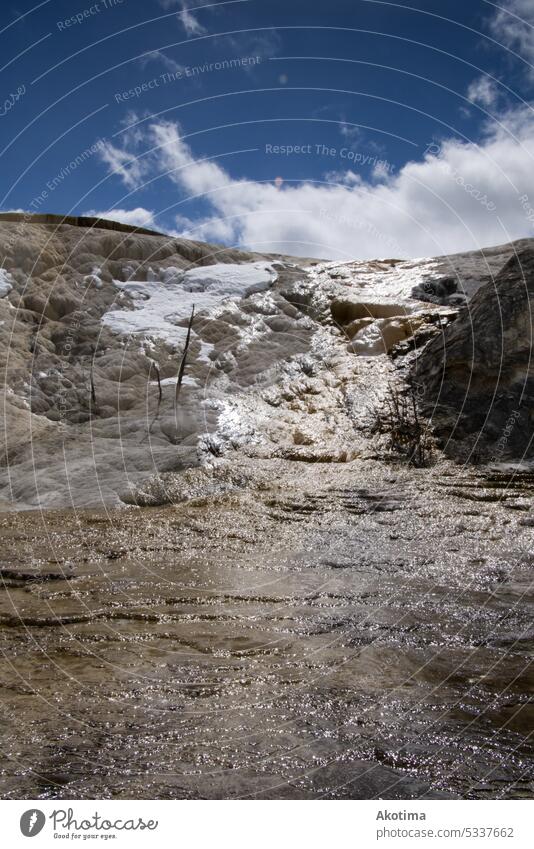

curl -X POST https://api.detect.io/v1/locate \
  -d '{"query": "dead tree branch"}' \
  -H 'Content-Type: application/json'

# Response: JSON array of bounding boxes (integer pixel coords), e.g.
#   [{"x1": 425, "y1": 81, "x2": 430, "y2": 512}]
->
[
  {"x1": 173, "y1": 304, "x2": 195, "y2": 434},
  {"x1": 147, "y1": 361, "x2": 162, "y2": 437},
  {"x1": 372, "y1": 382, "x2": 433, "y2": 467},
  {"x1": 89, "y1": 358, "x2": 97, "y2": 415}
]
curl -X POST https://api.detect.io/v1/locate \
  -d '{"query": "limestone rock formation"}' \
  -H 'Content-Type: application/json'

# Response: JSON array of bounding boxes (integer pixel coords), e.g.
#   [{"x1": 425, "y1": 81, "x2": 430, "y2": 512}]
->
[
  {"x1": 1, "y1": 212, "x2": 532, "y2": 508},
  {"x1": 413, "y1": 248, "x2": 534, "y2": 462}
]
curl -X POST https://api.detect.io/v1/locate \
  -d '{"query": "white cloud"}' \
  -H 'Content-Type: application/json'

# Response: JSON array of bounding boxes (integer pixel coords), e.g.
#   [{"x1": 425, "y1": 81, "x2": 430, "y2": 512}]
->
[
  {"x1": 96, "y1": 110, "x2": 534, "y2": 260},
  {"x1": 150, "y1": 120, "x2": 231, "y2": 196},
  {"x1": 178, "y1": 6, "x2": 205, "y2": 37},
  {"x1": 98, "y1": 141, "x2": 149, "y2": 190},
  {"x1": 324, "y1": 170, "x2": 363, "y2": 187},
  {"x1": 372, "y1": 161, "x2": 392, "y2": 182},
  {"x1": 85, "y1": 208, "x2": 157, "y2": 229},
  {"x1": 339, "y1": 121, "x2": 362, "y2": 143},
  {"x1": 488, "y1": 0, "x2": 534, "y2": 80},
  {"x1": 467, "y1": 75, "x2": 500, "y2": 107},
  {"x1": 174, "y1": 213, "x2": 237, "y2": 242},
  {"x1": 159, "y1": 1, "x2": 206, "y2": 36},
  {"x1": 138, "y1": 50, "x2": 185, "y2": 75}
]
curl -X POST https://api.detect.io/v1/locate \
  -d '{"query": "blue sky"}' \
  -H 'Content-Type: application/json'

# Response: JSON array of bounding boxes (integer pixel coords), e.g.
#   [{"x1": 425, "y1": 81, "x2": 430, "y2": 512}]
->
[{"x1": 2, "y1": 0, "x2": 534, "y2": 258}]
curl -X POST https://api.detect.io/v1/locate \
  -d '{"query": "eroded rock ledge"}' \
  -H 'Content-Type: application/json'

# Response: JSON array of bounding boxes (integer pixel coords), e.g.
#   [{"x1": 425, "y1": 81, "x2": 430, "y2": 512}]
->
[{"x1": 414, "y1": 248, "x2": 534, "y2": 463}]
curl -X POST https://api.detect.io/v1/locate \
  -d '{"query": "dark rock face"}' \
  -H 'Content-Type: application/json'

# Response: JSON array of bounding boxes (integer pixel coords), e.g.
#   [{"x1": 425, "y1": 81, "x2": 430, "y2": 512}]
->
[
  {"x1": 413, "y1": 249, "x2": 534, "y2": 462},
  {"x1": 411, "y1": 275, "x2": 467, "y2": 307},
  {"x1": 411, "y1": 275, "x2": 458, "y2": 305}
]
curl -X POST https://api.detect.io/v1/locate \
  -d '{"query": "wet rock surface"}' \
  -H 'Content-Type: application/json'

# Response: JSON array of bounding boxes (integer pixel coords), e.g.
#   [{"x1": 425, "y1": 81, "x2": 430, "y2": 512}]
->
[
  {"x1": 0, "y1": 218, "x2": 308, "y2": 508},
  {"x1": 414, "y1": 248, "x2": 534, "y2": 462},
  {"x1": 0, "y1": 460, "x2": 533, "y2": 800},
  {"x1": 1, "y1": 217, "x2": 533, "y2": 800},
  {"x1": 1, "y1": 217, "x2": 530, "y2": 509}
]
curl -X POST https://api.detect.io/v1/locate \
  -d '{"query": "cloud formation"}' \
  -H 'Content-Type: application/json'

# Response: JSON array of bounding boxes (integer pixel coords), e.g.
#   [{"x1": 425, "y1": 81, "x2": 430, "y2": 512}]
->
[
  {"x1": 95, "y1": 104, "x2": 534, "y2": 260},
  {"x1": 86, "y1": 207, "x2": 157, "y2": 228},
  {"x1": 138, "y1": 50, "x2": 185, "y2": 75},
  {"x1": 159, "y1": 0, "x2": 206, "y2": 37},
  {"x1": 467, "y1": 75, "x2": 500, "y2": 107},
  {"x1": 488, "y1": 0, "x2": 534, "y2": 80}
]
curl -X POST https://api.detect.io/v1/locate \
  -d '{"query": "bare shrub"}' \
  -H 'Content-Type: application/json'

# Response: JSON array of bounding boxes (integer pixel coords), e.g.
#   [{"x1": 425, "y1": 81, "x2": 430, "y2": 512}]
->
[{"x1": 372, "y1": 382, "x2": 433, "y2": 467}]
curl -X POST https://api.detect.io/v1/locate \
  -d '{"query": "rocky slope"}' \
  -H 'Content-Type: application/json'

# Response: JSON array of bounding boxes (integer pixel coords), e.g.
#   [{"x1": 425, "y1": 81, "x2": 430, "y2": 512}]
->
[
  {"x1": 0, "y1": 213, "x2": 532, "y2": 509},
  {"x1": 1, "y1": 215, "x2": 534, "y2": 801},
  {"x1": 414, "y1": 248, "x2": 534, "y2": 463}
]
